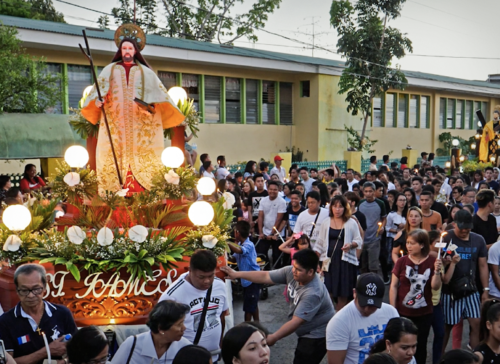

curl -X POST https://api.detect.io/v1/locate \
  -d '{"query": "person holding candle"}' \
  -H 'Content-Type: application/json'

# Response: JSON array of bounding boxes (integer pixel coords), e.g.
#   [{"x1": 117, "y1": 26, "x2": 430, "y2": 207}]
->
[
  {"x1": 0, "y1": 264, "x2": 77, "y2": 364},
  {"x1": 391, "y1": 207, "x2": 424, "y2": 264},
  {"x1": 386, "y1": 193, "x2": 408, "y2": 267},
  {"x1": 227, "y1": 221, "x2": 262, "y2": 322},
  {"x1": 389, "y1": 229, "x2": 442, "y2": 364}
]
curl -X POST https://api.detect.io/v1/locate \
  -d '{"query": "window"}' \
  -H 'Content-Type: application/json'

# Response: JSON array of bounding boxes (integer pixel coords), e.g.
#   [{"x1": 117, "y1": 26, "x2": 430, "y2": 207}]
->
[
  {"x1": 385, "y1": 93, "x2": 395, "y2": 127},
  {"x1": 372, "y1": 96, "x2": 382, "y2": 127},
  {"x1": 482, "y1": 102, "x2": 488, "y2": 122},
  {"x1": 280, "y1": 82, "x2": 293, "y2": 125},
  {"x1": 446, "y1": 99, "x2": 454, "y2": 129},
  {"x1": 204, "y1": 76, "x2": 221, "y2": 123},
  {"x1": 456, "y1": 100, "x2": 464, "y2": 129},
  {"x1": 409, "y1": 95, "x2": 417, "y2": 128},
  {"x1": 474, "y1": 101, "x2": 482, "y2": 128},
  {"x1": 300, "y1": 81, "x2": 310, "y2": 97},
  {"x1": 182, "y1": 74, "x2": 199, "y2": 111},
  {"x1": 67, "y1": 65, "x2": 92, "y2": 109},
  {"x1": 465, "y1": 101, "x2": 473, "y2": 129},
  {"x1": 246, "y1": 79, "x2": 258, "y2": 124},
  {"x1": 420, "y1": 96, "x2": 429, "y2": 128},
  {"x1": 158, "y1": 71, "x2": 177, "y2": 90},
  {"x1": 439, "y1": 98, "x2": 446, "y2": 129},
  {"x1": 262, "y1": 81, "x2": 276, "y2": 125},
  {"x1": 397, "y1": 94, "x2": 407, "y2": 128},
  {"x1": 226, "y1": 78, "x2": 241, "y2": 123},
  {"x1": 43, "y1": 63, "x2": 62, "y2": 114}
]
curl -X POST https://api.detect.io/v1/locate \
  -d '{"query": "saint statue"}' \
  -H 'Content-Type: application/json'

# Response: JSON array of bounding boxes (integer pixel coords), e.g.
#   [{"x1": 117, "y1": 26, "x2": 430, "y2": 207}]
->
[
  {"x1": 479, "y1": 106, "x2": 500, "y2": 164},
  {"x1": 81, "y1": 25, "x2": 184, "y2": 194}
]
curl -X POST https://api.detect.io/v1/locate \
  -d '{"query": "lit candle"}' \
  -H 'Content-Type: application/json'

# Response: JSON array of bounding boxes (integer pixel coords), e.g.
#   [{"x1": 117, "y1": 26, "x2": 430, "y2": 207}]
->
[
  {"x1": 400, "y1": 249, "x2": 404, "y2": 257},
  {"x1": 437, "y1": 231, "x2": 448, "y2": 259},
  {"x1": 376, "y1": 222, "x2": 382, "y2": 237},
  {"x1": 273, "y1": 226, "x2": 286, "y2": 244},
  {"x1": 42, "y1": 332, "x2": 51, "y2": 363}
]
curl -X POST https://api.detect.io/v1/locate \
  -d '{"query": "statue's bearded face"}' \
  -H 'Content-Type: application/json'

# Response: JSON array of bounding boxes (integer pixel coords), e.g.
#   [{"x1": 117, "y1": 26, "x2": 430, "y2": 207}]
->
[
  {"x1": 121, "y1": 41, "x2": 136, "y2": 64},
  {"x1": 494, "y1": 111, "x2": 500, "y2": 121}
]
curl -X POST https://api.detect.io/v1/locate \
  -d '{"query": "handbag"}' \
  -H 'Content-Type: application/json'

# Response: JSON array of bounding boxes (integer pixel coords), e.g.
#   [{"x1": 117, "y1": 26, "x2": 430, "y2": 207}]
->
[
  {"x1": 449, "y1": 239, "x2": 476, "y2": 300},
  {"x1": 322, "y1": 225, "x2": 344, "y2": 272},
  {"x1": 309, "y1": 210, "x2": 321, "y2": 238},
  {"x1": 125, "y1": 335, "x2": 137, "y2": 364},
  {"x1": 193, "y1": 284, "x2": 213, "y2": 345}
]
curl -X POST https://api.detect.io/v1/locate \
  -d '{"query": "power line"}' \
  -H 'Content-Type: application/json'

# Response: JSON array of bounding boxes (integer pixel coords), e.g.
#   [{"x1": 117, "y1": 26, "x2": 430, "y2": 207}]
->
[{"x1": 408, "y1": 0, "x2": 486, "y2": 28}]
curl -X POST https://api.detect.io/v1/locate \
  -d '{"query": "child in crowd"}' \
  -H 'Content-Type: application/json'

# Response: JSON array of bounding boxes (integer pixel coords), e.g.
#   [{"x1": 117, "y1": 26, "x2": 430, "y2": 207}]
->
[
  {"x1": 227, "y1": 221, "x2": 261, "y2": 322},
  {"x1": 278, "y1": 233, "x2": 311, "y2": 302},
  {"x1": 241, "y1": 198, "x2": 251, "y2": 222},
  {"x1": 474, "y1": 299, "x2": 500, "y2": 364}
]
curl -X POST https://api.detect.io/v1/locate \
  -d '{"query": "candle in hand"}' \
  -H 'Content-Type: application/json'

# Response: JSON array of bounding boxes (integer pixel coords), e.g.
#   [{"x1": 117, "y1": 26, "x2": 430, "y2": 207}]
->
[
  {"x1": 400, "y1": 250, "x2": 404, "y2": 257},
  {"x1": 376, "y1": 222, "x2": 382, "y2": 237},
  {"x1": 273, "y1": 226, "x2": 286, "y2": 244},
  {"x1": 437, "y1": 231, "x2": 448, "y2": 259}
]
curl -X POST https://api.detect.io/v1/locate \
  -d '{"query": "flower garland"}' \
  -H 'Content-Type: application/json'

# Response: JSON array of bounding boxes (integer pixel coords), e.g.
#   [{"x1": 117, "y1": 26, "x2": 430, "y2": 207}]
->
[
  {"x1": 150, "y1": 166, "x2": 197, "y2": 200},
  {"x1": 48, "y1": 160, "x2": 98, "y2": 203},
  {"x1": 185, "y1": 222, "x2": 231, "y2": 258}
]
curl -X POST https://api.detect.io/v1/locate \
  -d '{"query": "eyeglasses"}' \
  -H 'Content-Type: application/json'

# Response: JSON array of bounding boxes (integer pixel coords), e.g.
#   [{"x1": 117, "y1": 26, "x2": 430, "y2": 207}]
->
[
  {"x1": 86, "y1": 356, "x2": 108, "y2": 364},
  {"x1": 17, "y1": 287, "x2": 44, "y2": 296}
]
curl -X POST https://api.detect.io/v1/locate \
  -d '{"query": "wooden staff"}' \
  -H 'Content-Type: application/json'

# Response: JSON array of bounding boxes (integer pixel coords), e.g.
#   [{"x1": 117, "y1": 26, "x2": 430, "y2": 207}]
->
[{"x1": 79, "y1": 30, "x2": 123, "y2": 186}]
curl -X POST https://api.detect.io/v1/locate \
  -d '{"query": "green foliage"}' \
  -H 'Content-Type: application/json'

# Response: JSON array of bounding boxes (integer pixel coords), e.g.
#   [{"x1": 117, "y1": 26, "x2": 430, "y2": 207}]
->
[
  {"x1": 48, "y1": 160, "x2": 98, "y2": 203},
  {"x1": 150, "y1": 166, "x2": 197, "y2": 200},
  {"x1": 110, "y1": 0, "x2": 282, "y2": 43},
  {"x1": 330, "y1": 0, "x2": 412, "y2": 150},
  {"x1": 0, "y1": 0, "x2": 65, "y2": 22},
  {"x1": 436, "y1": 132, "x2": 472, "y2": 156},
  {"x1": 0, "y1": 24, "x2": 64, "y2": 113},
  {"x1": 281, "y1": 146, "x2": 305, "y2": 162},
  {"x1": 461, "y1": 159, "x2": 493, "y2": 174},
  {"x1": 68, "y1": 108, "x2": 99, "y2": 140},
  {"x1": 164, "y1": 99, "x2": 200, "y2": 139},
  {"x1": 345, "y1": 125, "x2": 377, "y2": 153}
]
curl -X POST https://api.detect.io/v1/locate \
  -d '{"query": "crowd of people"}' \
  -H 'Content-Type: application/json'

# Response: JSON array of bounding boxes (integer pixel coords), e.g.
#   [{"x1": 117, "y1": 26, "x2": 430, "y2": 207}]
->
[{"x1": 3, "y1": 152, "x2": 500, "y2": 364}]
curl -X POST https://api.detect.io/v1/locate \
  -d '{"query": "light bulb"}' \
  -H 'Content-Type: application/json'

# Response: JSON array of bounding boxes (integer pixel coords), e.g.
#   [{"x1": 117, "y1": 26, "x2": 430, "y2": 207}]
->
[
  {"x1": 491, "y1": 156, "x2": 496, "y2": 162},
  {"x1": 64, "y1": 145, "x2": 89, "y2": 168},
  {"x1": 459, "y1": 155, "x2": 465, "y2": 162},
  {"x1": 2, "y1": 205, "x2": 31, "y2": 231},
  {"x1": 161, "y1": 147, "x2": 185, "y2": 168},
  {"x1": 197, "y1": 177, "x2": 216, "y2": 195},
  {"x1": 167, "y1": 87, "x2": 188, "y2": 106},
  {"x1": 445, "y1": 162, "x2": 451, "y2": 168},
  {"x1": 451, "y1": 139, "x2": 459, "y2": 147},
  {"x1": 471, "y1": 143, "x2": 476, "y2": 150},
  {"x1": 188, "y1": 201, "x2": 214, "y2": 226}
]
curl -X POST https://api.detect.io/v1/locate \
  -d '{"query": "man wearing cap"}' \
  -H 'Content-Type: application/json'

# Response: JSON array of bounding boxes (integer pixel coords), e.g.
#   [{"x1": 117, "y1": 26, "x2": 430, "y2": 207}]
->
[
  {"x1": 270, "y1": 156, "x2": 286, "y2": 182},
  {"x1": 439, "y1": 209, "x2": 488, "y2": 353},
  {"x1": 326, "y1": 273, "x2": 399, "y2": 364},
  {"x1": 221, "y1": 249, "x2": 334, "y2": 364}
]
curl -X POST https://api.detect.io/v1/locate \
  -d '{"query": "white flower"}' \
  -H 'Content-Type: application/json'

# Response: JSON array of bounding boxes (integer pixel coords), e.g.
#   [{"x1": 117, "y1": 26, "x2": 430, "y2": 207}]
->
[
  {"x1": 116, "y1": 188, "x2": 129, "y2": 197},
  {"x1": 67, "y1": 226, "x2": 86, "y2": 245},
  {"x1": 222, "y1": 192, "x2": 235, "y2": 209},
  {"x1": 97, "y1": 227, "x2": 114, "y2": 246},
  {"x1": 128, "y1": 225, "x2": 148, "y2": 243},
  {"x1": 3, "y1": 235, "x2": 22, "y2": 252},
  {"x1": 63, "y1": 172, "x2": 80, "y2": 187},
  {"x1": 202, "y1": 235, "x2": 218, "y2": 249},
  {"x1": 164, "y1": 170, "x2": 180, "y2": 185}
]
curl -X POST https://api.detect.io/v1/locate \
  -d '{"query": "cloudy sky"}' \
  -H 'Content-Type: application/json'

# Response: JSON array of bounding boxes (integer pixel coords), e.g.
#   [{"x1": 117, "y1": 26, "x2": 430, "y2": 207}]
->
[{"x1": 53, "y1": 0, "x2": 500, "y2": 81}]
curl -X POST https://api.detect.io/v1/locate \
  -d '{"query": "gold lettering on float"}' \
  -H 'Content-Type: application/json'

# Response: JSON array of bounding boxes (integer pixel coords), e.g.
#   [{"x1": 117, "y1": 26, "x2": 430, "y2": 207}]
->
[{"x1": 43, "y1": 269, "x2": 178, "y2": 298}]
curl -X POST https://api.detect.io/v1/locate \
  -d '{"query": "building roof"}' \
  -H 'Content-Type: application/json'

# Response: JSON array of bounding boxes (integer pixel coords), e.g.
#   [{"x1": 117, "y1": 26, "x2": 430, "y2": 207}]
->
[{"x1": 1, "y1": 15, "x2": 500, "y2": 96}]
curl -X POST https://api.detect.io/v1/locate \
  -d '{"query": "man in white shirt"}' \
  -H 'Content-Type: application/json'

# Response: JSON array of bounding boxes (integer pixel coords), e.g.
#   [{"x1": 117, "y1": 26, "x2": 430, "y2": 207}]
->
[
  {"x1": 270, "y1": 155, "x2": 286, "y2": 182},
  {"x1": 202, "y1": 160, "x2": 215, "y2": 179},
  {"x1": 215, "y1": 155, "x2": 230, "y2": 180},
  {"x1": 299, "y1": 167, "x2": 315, "y2": 194},
  {"x1": 293, "y1": 191, "x2": 329, "y2": 249},
  {"x1": 326, "y1": 273, "x2": 399, "y2": 364},
  {"x1": 258, "y1": 181, "x2": 287, "y2": 267},
  {"x1": 159, "y1": 250, "x2": 229, "y2": 362},
  {"x1": 346, "y1": 169, "x2": 358, "y2": 191}
]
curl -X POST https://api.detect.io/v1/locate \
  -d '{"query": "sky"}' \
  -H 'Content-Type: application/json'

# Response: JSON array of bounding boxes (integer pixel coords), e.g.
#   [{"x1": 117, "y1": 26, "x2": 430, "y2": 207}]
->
[{"x1": 52, "y1": 0, "x2": 500, "y2": 81}]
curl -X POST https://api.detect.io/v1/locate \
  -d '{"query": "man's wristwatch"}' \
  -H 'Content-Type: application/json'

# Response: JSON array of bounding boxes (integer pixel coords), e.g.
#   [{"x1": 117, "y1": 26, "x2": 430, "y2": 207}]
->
[{"x1": 484, "y1": 287, "x2": 491, "y2": 292}]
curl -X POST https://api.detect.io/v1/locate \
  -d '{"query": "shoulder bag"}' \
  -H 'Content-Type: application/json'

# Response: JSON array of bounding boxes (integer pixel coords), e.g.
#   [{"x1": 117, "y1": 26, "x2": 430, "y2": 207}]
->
[
  {"x1": 449, "y1": 239, "x2": 477, "y2": 300},
  {"x1": 193, "y1": 284, "x2": 213, "y2": 345},
  {"x1": 322, "y1": 225, "x2": 344, "y2": 272},
  {"x1": 125, "y1": 335, "x2": 137, "y2": 364}
]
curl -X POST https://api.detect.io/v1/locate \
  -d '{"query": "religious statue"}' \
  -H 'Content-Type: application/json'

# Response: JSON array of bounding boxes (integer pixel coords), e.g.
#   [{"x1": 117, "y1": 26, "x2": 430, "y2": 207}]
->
[
  {"x1": 81, "y1": 24, "x2": 185, "y2": 195},
  {"x1": 479, "y1": 106, "x2": 500, "y2": 165}
]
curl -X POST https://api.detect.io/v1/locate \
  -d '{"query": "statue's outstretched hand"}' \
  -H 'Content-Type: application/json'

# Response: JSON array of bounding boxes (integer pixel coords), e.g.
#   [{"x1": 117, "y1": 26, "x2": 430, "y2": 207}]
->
[{"x1": 95, "y1": 98, "x2": 105, "y2": 108}]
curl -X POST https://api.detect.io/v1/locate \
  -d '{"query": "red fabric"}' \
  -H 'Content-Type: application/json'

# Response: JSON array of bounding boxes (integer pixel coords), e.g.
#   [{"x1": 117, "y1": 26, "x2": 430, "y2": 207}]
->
[
  {"x1": 118, "y1": 62, "x2": 135, "y2": 84},
  {"x1": 452, "y1": 320, "x2": 463, "y2": 349},
  {"x1": 123, "y1": 165, "x2": 144, "y2": 197},
  {"x1": 20, "y1": 176, "x2": 46, "y2": 192},
  {"x1": 392, "y1": 255, "x2": 435, "y2": 317},
  {"x1": 401, "y1": 164, "x2": 408, "y2": 170}
]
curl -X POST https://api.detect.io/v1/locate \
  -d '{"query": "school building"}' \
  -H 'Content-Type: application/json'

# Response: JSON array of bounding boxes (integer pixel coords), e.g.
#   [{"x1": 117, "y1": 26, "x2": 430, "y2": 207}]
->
[{"x1": 1, "y1": 14, "x2": 499, "y2": 171}]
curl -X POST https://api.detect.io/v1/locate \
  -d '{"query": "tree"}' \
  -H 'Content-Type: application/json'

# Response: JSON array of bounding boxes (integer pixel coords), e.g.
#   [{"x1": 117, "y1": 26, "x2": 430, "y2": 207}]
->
[
  {"x1": 0, "y1": 24, "x2": 63, "y2": 113},
  {"x1": 330, "y1": 0, "x2": 412, "y2": 150},
  {"x1": 0, "y1": 0, "x2": 65, "y2": 22},
  {"x1": 109, "y1": 0, "x2": 282, "y2": 43}
]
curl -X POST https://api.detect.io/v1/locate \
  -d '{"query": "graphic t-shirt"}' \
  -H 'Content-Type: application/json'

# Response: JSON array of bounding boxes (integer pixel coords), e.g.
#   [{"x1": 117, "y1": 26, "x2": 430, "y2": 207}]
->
[
  {"x1": 159, "y1": 273, "x2": 228, "y2": 361},
  {"x1": 269, "y1": 266, "x2": 334, "y2": 338},
  {"x1": 392, "y1": 255, "x2": 435, "y2": 317},
  {"x1": 441, "y1": 231, "x2": 487, "y2": 295},
  {"x1": 293, "y1": 208, "x2": 330, "y2": 249},
  {"x1": 249, "y1": 190, "x2": 269, "y2": 221},
  {"x1": 284, "y1": 205, "x2": 306, "y2": 232},
  {"x1": 326, "y1": 301, "x2": 399, "y2": 364}
]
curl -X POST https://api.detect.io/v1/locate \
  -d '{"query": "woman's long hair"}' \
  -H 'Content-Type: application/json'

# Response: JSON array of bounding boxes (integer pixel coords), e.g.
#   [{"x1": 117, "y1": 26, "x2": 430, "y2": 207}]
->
[
  {"x1": 243, "y1": 160, "x2": 256, "y2": 176},
  {"x1": 22, "y1": 164, "x2": 37, "y2": 182},
  {"x1": 67, "y1": 326, "x2": 108, "y2": 364},
  {"x1": 403, "y1": 187, "x2": 418, "y2": 208},
  {"x1": 404, "y1": 206, "x2": 423, "y2": 236},
  {"x1": 370, "y1": 317, "x2": 418, "y2": 355}
]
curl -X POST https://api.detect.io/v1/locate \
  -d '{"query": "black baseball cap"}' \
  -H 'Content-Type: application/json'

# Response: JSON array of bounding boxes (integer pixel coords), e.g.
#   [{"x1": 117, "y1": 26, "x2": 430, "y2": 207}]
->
[
  {"x1": 356, "y1": 273, "x2": 385, "y2": 308},
  {"x1": 454, "y1": 209, "x2": 473, "y2": 230}
]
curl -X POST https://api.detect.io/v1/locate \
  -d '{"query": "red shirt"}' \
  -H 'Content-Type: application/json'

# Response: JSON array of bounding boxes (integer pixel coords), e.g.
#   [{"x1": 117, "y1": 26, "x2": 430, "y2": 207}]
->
[
  {"x1": 392, "y1": 255, "x2": 435, "y2": 317},
  {"x1": 117, "y1": 62, "x2": 135, "y2": 84},
  {"x1": 20, "y1": 176, "x2": 46, "y2": 192}
]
